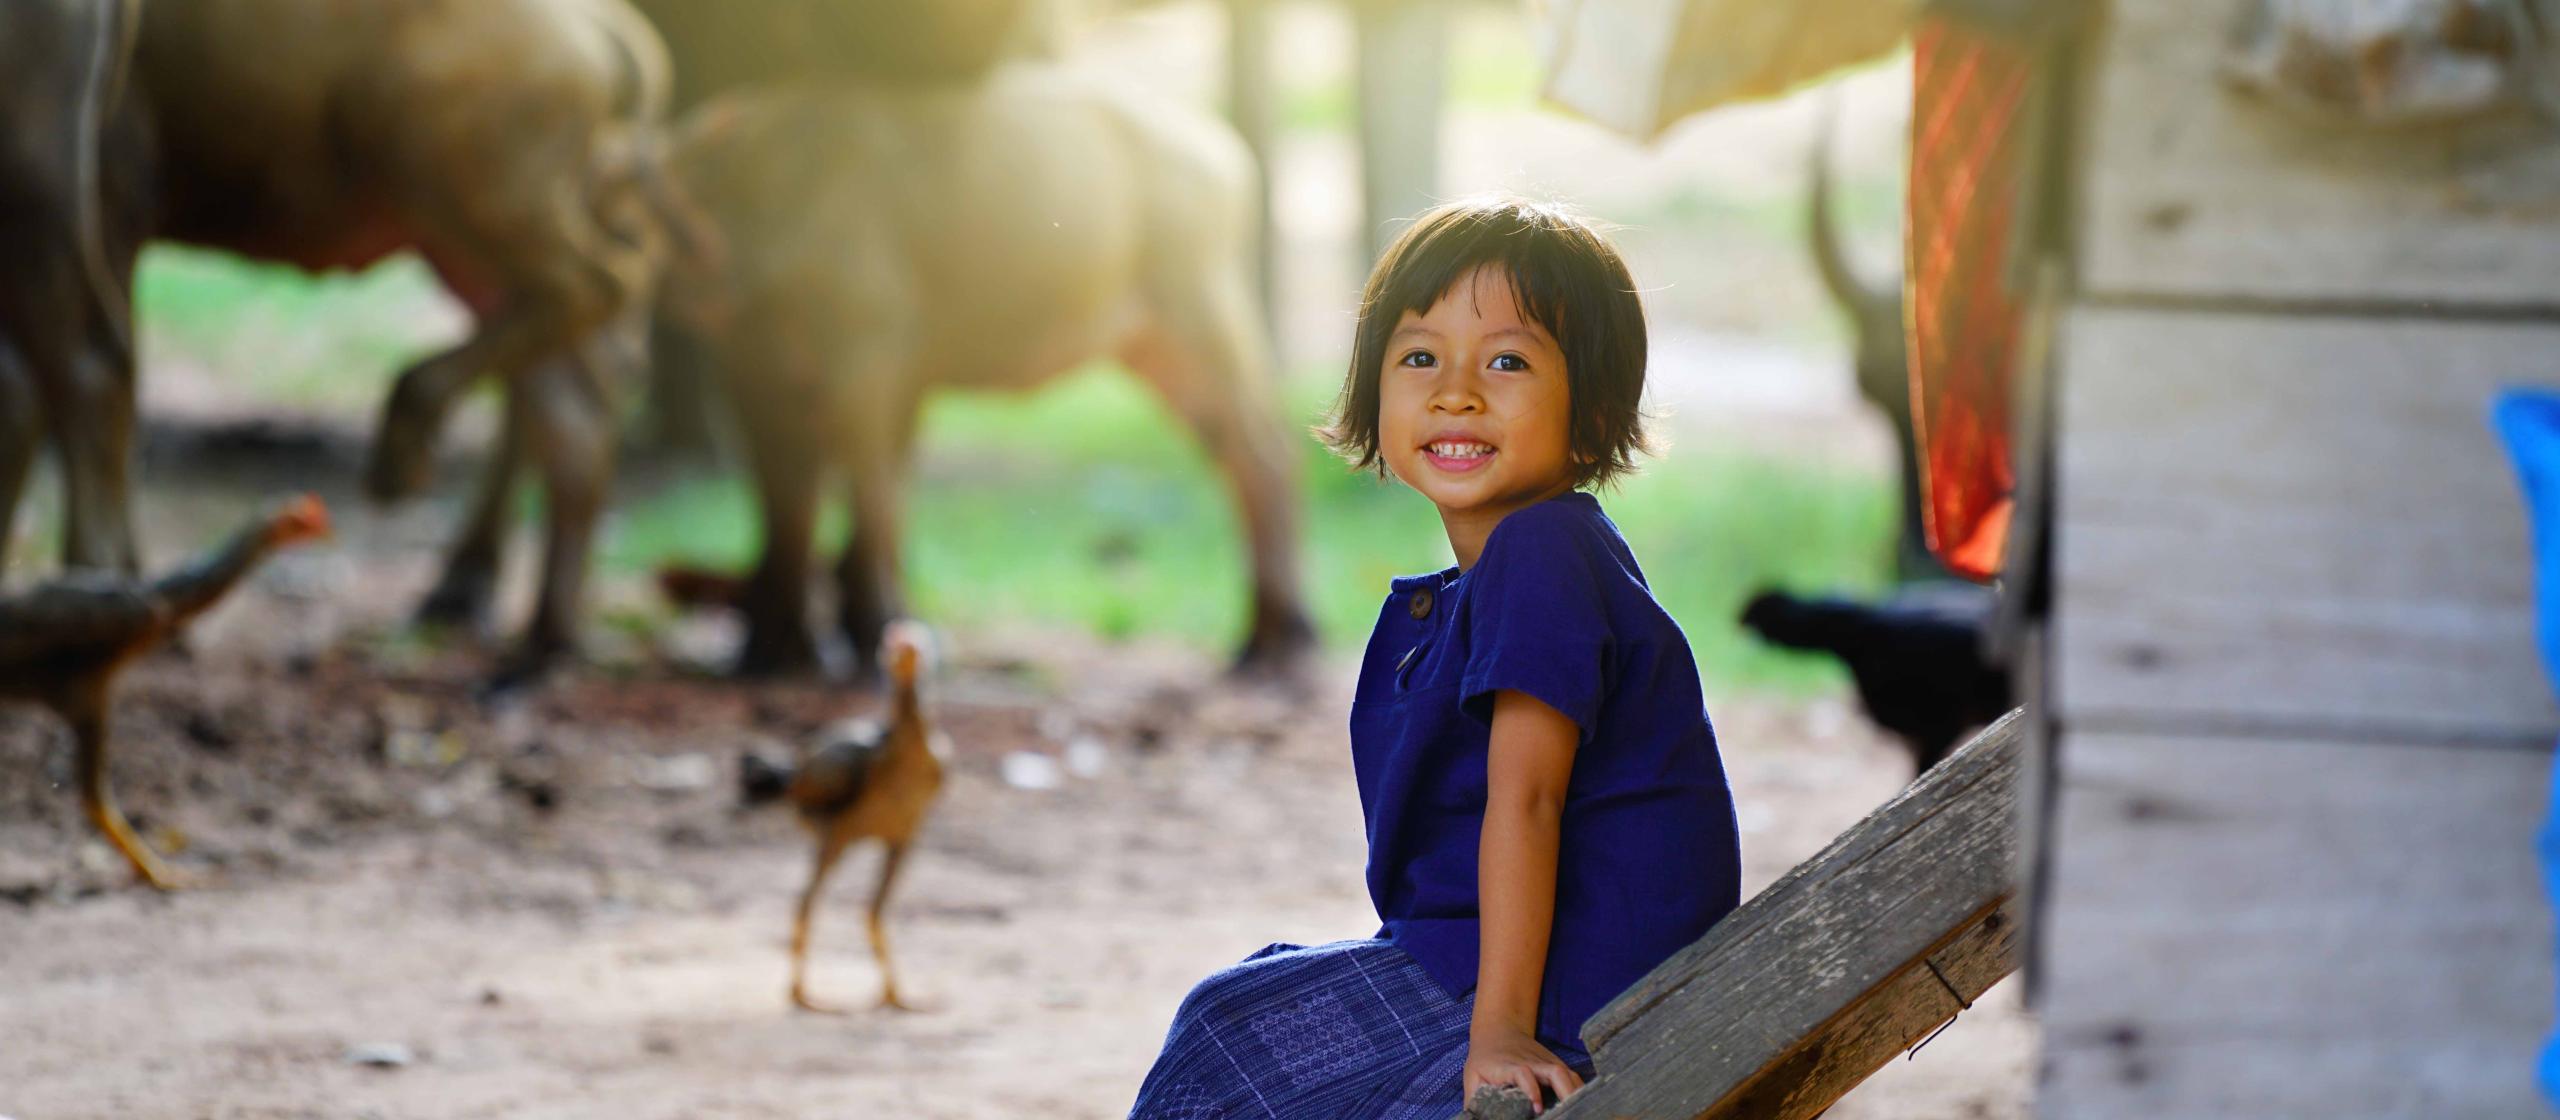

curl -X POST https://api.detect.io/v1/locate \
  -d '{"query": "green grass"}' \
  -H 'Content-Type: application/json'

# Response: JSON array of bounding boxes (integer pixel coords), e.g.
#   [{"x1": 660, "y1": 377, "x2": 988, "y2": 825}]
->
[
  {"x1": 608, "y1": 364, "x2": 1893, "y2": 695},
  {"x1": 126, "y1": 256, "x2": 1888, "y2": 695},
  {"x1": 135, "y1": 246, "x2": 459, "y2": 412}
]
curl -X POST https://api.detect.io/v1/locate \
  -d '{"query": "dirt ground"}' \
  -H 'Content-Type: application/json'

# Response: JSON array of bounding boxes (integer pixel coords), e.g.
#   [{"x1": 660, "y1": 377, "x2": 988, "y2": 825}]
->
[
  {"x1": 0, "y1": 443, "x2": 2029, "y2": 1120},
  {"x1": 0, "y1": 6, "x2": 2025, "y2": 1114}
]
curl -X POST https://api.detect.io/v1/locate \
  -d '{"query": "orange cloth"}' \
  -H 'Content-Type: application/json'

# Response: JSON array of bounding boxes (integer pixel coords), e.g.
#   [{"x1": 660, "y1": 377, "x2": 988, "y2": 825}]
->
[{"x1": 1905, "y1": 18, "x2": 2031, "y2": 581}]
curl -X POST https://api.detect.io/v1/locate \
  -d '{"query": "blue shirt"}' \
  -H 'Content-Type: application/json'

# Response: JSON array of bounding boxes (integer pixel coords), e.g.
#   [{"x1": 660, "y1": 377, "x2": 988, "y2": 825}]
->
[{"x1": 1349, "y1": 491, "x2": 1742, "y2": 1062}]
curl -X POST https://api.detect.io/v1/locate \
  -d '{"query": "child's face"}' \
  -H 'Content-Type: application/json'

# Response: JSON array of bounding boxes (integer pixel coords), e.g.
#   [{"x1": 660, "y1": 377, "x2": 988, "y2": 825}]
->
[{"x1": 1377, "y1": 264, "x2": 1577, "y2": 522}]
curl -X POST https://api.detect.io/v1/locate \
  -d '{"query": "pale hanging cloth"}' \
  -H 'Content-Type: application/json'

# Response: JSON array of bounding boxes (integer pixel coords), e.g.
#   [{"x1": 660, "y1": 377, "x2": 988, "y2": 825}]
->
[{"x1": 1529, "y1": 0, "x2": 1918, "y2": 139}]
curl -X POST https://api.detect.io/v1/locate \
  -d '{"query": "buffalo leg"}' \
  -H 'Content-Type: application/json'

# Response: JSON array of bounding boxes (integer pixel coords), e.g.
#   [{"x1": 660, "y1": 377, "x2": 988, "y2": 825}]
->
[
  {"x1": 726, "y1": 336, "x2": 825, "y2": 677},
  {"x1": 1124, "y1": 279, "x2": 1315, "y2": 676},
  {"x1": 415, "y1": 388, "x2": 527, "y2": 634},
  {"x1": 833, "y1": 394, "x2": 919, "y2": 682},
  {"x1": 639, "y1": 313, "x2": 724, "y2": 459},
  {"x1": 0, "y1": 341, "x2": 37, "y2": 576},
  {"x1": 50, "y1": 338, "x2": 136, "y2": 574},
  {"x1": 363, "y1": 71, "x2": 658, "y2": 501},
  {"x1": 499, "y1": 346, "x2": 619, "y2": 685},
  {"x1": 367, "y1": 308, "x2": 560, "y2": 503}
]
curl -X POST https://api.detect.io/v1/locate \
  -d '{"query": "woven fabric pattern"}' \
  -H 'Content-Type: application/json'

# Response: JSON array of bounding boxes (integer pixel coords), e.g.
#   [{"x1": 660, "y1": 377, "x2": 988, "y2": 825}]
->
[{"x1": 1129, "y1": 939, "x2": 1524, "y2": 1120}]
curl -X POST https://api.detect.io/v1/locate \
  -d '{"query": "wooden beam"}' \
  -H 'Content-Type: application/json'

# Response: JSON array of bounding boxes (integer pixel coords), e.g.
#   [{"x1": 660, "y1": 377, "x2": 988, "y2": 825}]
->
[{"x1": 1460, "y1": 711, "x2": 2025, "y2": 1120}]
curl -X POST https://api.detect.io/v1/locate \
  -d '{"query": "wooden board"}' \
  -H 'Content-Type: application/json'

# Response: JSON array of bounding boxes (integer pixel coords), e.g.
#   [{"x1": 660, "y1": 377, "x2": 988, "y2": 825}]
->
[
  {"x1": 2038, "y1": 729, "x2": 2553, "y2": 1118},
  {"x1": 2077, "y1": 0, "x2": 2560, "y2": 308},
  {"x1": 2052, "y1": 306, "x2": 2558, "y2": 742},
  {"x1": 1458, "y1": 712, "x2": 2025, "y2": 1120}
]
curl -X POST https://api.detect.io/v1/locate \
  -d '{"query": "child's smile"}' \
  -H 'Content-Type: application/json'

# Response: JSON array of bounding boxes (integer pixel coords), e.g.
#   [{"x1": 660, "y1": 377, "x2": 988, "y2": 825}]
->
[
  {"x1": 1421, "y1": 437, "x2": 1494, "y2": 472},
  {"x1": 1380, "y1": 265, "x2": 1579, "y2": 557}
]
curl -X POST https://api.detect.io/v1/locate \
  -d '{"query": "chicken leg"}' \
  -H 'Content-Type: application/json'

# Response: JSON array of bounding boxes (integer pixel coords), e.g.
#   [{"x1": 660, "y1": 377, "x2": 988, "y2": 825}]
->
[
  {"x1": 867, "y1": 839, "x2": 914, "y2": 1011},
  {"x1": 789, "y1": 837, "x2": 852, "y2": 1015},
  {"x1": 67, "y1": 682, "x2": 181, "y2": 889}
]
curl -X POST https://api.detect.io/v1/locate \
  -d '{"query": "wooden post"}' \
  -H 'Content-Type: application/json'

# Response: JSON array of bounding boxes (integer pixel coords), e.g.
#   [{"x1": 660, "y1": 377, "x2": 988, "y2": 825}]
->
[
  {"x1": 1352, "y1": 0, "x2": 1446, "y2": 264},
  {"x1": 1224, "y1": 0, "x2": 1280, "y2": 341}
]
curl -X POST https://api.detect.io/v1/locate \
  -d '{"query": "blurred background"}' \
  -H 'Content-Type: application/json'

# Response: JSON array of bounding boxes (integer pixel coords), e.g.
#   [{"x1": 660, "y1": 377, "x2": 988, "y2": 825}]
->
[
  {"x1": 0, "y1": 2, "x2": 2033, "y2": 1117},
  {"x1": 90, "y1": 1, "x2": 1917, "y2": 692}
]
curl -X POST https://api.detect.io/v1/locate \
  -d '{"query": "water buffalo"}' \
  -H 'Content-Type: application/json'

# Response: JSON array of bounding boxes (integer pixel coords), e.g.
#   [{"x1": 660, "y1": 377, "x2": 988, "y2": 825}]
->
[
  {"x1": 0, "y1": 0, "x2": 142, "y2": 580},
  {"x1": 129, "y1": 0, "x2": 695, "y2": 680},
  {"x1": 624, "y1": 0, "x2": 1045, "y2": 454},
  {"x1": 661, "y1": 65, "x2": 1315, "y2": 678}
]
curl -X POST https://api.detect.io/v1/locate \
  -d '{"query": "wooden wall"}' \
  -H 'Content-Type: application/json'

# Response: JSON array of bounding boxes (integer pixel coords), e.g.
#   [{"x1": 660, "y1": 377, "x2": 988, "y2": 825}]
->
[
  {"x1": 2053, "y1": 309, "x2": 2556, "y2": 743},
  {"x1": 2038, "y1": 1, "x2": 2560, "y2": 1115},
  {"x1": 2076, "y1": 0, "x2": 2560, "y2": 308}
]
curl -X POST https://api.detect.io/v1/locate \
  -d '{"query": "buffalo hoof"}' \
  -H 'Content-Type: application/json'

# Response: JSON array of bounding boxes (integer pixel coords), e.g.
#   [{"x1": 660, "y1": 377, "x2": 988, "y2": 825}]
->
[
  {"x1": 364, "y1": 439, "x2": 435, "y2": 504},
  {"x1": 366, "y1": 382, "x2": 443, "y2": 503},
  {"x1": 1228, "y1": 614, "x2": 1320, "y2": 683},
  {"x1": 734, "y1": 625, "x2": 823, "y2": 679},
  {"x1": 414, "y1": 570, "x2": 499, "y2": 636},
  {"x1": 481, "y1": 643, "x2": 565, "y2": 701},
  {"x1": 836, "y1": 617, "x2": 893, "y2": 685}
]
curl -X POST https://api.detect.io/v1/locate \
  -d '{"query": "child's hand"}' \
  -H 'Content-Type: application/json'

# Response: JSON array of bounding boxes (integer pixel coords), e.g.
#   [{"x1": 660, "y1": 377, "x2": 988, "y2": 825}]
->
[{"x1": 1462, "y1": 1024, "x2": 1584, "y2": 1114}]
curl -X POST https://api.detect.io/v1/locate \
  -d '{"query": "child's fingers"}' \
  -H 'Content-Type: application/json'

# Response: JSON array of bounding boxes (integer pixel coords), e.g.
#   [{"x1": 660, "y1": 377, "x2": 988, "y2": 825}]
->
[
  {"x1": 1510, "y1": 1070, "x2": 1547, "y2": 1114},
  {"x1": 1536, "y1": 1061, "x2": 1584, "y2": 1100}
]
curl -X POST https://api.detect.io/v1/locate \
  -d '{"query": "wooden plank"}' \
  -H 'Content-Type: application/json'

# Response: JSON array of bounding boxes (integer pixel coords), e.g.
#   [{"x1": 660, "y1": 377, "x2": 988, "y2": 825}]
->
[
  {"x1": 2052, "y1": 306, "x2": 2558, "y2": 741},
  {"x1": 1466, "y1": 911, "x2": 2017, "y2": 1120},
  {"x1": 2038, "y1": 730, "x2": 2553, "y2": 1118},
  {"x1": 1668, "y1": 902, "x2": 2017, "y2": 1119},
  {"x1": 2077, "y1": 0, "x2": 2560, "y2": 308},
  {"x1": 1457, "y1": 711, "x2": 2025, "y2": 1120}
]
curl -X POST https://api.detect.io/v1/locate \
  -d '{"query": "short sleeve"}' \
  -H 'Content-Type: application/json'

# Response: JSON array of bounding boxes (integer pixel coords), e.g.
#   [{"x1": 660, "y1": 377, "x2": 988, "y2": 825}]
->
[{"x1": 1458, "y1": 509, "x2": 1614, "y2": 736}]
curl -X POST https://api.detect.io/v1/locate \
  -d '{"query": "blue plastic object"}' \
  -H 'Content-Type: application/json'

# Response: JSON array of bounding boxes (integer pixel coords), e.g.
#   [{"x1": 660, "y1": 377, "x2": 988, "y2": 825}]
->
[{"x1": 2492, "y1": 389, "x2": 2560, "y2": 1108}]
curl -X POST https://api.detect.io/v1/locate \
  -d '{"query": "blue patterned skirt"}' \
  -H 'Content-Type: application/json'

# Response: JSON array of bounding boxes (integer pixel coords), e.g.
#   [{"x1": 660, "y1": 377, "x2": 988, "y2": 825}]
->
[{"x1": 1127, "y1": 939, "x2": 1528, "y2": 1120}]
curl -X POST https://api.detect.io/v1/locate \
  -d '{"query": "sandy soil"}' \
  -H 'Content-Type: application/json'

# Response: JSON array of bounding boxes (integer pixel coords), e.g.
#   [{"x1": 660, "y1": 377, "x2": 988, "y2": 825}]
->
[{"x1": 0, "y1": 450, "x2": 2028, "y2": 1120}]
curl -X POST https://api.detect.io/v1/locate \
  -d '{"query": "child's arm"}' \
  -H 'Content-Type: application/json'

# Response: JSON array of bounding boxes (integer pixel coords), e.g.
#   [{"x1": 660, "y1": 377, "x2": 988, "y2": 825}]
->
[{"x1": 1465, "y1": 689, "x2": 1587, "y2": 1112}]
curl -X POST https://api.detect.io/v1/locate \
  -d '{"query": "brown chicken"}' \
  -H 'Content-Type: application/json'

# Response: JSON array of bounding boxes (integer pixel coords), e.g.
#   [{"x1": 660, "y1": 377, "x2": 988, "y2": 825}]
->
[
  {"x1": 740, "y1": 620, "x2": 944, "y2": 1012},
  {"x1": 0, "y1": 494, "x2": 331, "y2": 887}
]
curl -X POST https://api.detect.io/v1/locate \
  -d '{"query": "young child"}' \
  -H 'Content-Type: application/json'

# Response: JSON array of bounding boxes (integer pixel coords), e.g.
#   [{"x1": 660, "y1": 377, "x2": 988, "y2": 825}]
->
[{"x1": 1128, "y1": 197, "x2": 1742, "y2": 1118}]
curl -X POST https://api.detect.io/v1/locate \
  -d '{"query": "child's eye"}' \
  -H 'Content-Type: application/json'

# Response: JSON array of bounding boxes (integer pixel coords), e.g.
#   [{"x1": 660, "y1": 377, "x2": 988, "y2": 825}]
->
[
  {"x1": 1489, "y1": 352, "x2": 1530, "y2": 372},
  {"x1": 1397, "y1": 350, "x2": 1438, "y2": 369}
]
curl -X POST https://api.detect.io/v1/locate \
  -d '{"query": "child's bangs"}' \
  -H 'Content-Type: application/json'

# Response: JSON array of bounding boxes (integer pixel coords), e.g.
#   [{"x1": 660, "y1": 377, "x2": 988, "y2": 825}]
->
[{"x1": 1377, "y1": 218, "x2": 1581, "y2": 350}]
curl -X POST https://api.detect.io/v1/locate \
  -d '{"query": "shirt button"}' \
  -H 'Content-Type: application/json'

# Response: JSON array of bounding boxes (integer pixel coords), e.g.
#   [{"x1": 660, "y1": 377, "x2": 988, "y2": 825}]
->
[{"x1": 1408, "y1": 588, "x2": 1435, "y2": 620}]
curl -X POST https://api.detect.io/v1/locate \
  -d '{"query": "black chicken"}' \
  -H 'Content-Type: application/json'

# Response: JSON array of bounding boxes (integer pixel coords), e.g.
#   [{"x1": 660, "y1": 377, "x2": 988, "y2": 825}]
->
[
  {"x1": 1, "y1": 494, "x2": 331, "y2": 886},
  {"x1": 1740, "y1": 584, "x2": 2012, "y2": 775}
]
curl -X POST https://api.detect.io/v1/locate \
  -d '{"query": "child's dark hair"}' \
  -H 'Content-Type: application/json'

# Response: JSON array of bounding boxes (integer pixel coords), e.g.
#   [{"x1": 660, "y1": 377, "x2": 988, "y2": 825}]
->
[{"x1": 1319, "y1": 195, "x2": 1652, "y2": 489}]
